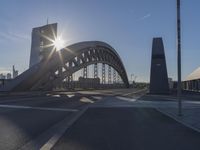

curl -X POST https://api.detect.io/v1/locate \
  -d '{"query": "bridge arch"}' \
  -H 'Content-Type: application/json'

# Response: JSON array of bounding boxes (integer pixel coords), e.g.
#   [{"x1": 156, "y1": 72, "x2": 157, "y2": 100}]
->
[
  {"x1": 31, "y1": 41, "x2": 129, "y2": 90},
  {"x1": 0, "y1": 41, "x2": 129, "y2": 91}
]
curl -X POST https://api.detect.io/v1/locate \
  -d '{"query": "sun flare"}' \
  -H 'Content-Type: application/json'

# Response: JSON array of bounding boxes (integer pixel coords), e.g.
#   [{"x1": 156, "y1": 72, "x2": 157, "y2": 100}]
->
[{"x1": 53, "y1": 36, "x2": 65, "y2": 51}]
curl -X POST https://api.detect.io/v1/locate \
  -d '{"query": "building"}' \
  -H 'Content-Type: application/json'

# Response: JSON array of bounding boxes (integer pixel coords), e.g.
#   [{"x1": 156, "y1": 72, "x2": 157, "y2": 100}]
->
[
  {"x1": 168, "y1": 78, "x2": 174, "y2": 89},
  {"x1": 7, "y1": 73, "x2": 12, "y2": 79},
  {"x1": 149, "y1": 38, "x2": 169, "y2": 94},
  {"x1": 13, "y1": 65, "x2": 18, "y2": 78},
  {"x1": 29, "y1": 23, "x2": 57, "y2": 68},
  {"x1": 183, "y1": 67, "x2": 200, "y2": 91}
]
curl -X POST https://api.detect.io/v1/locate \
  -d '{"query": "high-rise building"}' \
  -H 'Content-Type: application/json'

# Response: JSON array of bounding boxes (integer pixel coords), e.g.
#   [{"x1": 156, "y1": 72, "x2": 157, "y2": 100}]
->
[
  {"x1": 13, "y1": 65, "x2": 18, "y2": 78},
  {"x1": 29, "y1": 23, "x2": 57, "y2": 68},
  {"x1": 149, "y1": 38, "x2": 169, "y2": 94},
  {"x1": 7, "y1": 73, "x2": 12, "y2": 79}
]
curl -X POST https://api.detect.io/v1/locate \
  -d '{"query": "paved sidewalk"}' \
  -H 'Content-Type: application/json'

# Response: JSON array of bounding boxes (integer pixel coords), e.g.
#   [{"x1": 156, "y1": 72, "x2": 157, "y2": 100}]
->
[
  {"x1": 158, "y1": 107, "x2": 200, "y2": 133},
  {"x1": 92, "y1": 96, "x2": 200, "y2": 133}
]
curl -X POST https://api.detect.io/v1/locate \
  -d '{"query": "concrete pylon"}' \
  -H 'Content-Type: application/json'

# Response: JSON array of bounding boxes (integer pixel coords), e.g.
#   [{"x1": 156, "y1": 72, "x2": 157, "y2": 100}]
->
[
  {"x1": 29, "y1": 23, "x2": 57, "y2": 68},
  {"x1": 149, "y1": 38, "x2": 169, "y2": 94}
]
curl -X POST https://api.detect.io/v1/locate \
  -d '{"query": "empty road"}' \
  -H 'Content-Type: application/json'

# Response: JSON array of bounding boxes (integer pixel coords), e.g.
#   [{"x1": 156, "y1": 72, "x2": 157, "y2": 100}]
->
[{"x1": 0, "y1": 88, "x2": 200, "y2": 150}]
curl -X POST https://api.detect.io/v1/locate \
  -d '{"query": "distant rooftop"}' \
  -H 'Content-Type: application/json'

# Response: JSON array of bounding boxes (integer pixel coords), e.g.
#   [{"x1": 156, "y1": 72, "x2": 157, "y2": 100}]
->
[{"x1": 185, "y1": 67, "x2": 200, "y2": 81}]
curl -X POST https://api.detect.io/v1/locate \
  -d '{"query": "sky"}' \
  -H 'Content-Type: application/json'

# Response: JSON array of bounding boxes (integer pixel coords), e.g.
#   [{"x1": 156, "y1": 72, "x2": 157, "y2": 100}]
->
[{"x1": 0, "y1": 0, "x2": 200, "y2": 82}]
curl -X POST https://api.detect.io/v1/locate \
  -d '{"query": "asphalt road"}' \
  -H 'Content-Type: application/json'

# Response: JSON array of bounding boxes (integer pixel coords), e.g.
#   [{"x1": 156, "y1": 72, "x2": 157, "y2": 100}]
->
[
  {"x1": 53, "y1": 107, "x2": 200, "y2": 150},
  {"x1": 0, "y1": 88, "x2": 200, "y2": 150},
  {"x1": 0, "y1": 93, "x2": 92, "y2": 150},
  {"x1": 0, "y1": 88, "x2": 142, "y2": 150}
]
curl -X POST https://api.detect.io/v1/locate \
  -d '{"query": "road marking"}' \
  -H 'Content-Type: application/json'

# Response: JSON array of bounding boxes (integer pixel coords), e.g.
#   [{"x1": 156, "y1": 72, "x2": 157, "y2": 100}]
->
[
  {"x1": 0, "y1": 104, "x2": 78, "y2": 112},
  {"x1": 116, "y1": 96, "x2": 137, "y2": 102},
  {"x1": 67, "y1": 94, "x2": 75, "y2": 98},
  {"x1": 51, "y1": 95, "x2": 61, "y2": 97},
  {"x1": 39, "y1": 106, "x2": 89, "y2": 150},
  {"x1": 122, "y1": 89, "x2": 147, "y2": 96},
  {"x1": 78, "y1": 91, "x2": 101, "y2": 95},
  {"x1": 80, "y1": 97, "x2": 94, "y2": 103}
]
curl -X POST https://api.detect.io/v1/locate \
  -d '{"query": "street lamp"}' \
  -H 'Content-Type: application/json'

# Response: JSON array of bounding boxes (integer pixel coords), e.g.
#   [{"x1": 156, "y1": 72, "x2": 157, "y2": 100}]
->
[{"x1": 177, "y1": 0, "x2": 182, "y2": 116}]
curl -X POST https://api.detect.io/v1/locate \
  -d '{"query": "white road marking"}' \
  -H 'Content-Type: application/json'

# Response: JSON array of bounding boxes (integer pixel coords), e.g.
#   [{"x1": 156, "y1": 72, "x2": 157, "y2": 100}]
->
[
  {"x1": 122, "y1": 89, "x2": 147, "y2": 96},
  {"x1": 0, "y1": 104, "x2": 78, "y2": 112},
  {"x1": 78, "y1": 91, "x2": 101, "y2": 95},
  {"x1": 67, "y1": 94, "x2": 75, "y2": 98},
  {"x1": 80, "y1": 97, "x2": 94, "y2": 103},
  {"x1": 116, "y1": 96, "x2": 137, "y2": 102},
  {"x1": 51, "y1": 95, "x2": 61, "y2": 97},
  {"x1": 39, "y1": 106, "x2": 89, "y2": 150}
]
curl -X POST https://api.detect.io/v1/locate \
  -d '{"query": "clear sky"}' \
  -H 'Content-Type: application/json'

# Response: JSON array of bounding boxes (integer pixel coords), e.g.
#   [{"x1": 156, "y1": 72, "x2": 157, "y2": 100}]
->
[{"x1": 0, "y1": 0, "x2": 200, "y2": 82}]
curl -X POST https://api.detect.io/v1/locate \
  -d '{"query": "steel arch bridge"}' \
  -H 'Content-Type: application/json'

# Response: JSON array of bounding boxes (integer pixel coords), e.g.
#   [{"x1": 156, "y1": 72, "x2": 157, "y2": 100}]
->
[{"x1": 0, "y1": 41, "x2": 129, "y2": 91}]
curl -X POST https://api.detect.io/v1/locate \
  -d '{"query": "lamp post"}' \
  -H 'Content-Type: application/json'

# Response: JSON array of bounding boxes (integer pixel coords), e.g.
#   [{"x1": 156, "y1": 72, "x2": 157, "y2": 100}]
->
[{"x1": 177, "y1": 0, "x2": 182, "y2": 116}]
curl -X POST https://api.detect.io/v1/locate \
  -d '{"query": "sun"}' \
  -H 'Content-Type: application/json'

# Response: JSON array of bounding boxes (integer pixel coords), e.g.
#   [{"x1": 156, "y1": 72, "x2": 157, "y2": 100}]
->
[{"x1": 53, "y1": 36, "x2": 65, "y2": 51}]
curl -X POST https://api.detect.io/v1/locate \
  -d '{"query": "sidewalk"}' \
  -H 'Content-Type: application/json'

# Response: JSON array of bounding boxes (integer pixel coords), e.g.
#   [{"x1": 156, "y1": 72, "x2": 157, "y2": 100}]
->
[
  {"x1": 139, "y1": 99, "x2": 200, "y2": 133},
  {"x1": 140, "y1": 95, "x2": 200, "y2": 133},
  {"x1": 92, "y1": 96, "x2": 200, "y2": 133},
  {"x1": 158, "y1": 106, "x2": 200, "y2": 133}
]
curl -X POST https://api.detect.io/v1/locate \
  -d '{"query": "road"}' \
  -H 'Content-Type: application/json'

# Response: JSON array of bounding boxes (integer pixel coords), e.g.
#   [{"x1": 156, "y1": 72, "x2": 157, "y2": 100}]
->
[
  {"x1": 0, "y1": 88, "x2": 200, "y2": 150},
  {"x1": 0, "y1": 88, "x2": 143, "y2": 150},
  {"x1": 0, "y1": 94, "x2": 83, "y2": 150},
  {"x1": 53, "y1": 107, "x2": 200, "y2": 150}
]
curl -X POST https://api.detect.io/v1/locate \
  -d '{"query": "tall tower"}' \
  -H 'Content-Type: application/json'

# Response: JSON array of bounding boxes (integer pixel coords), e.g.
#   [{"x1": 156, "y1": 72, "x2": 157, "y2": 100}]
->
[
  {"x1": 12, "y1": 65, "x2": 18, "y2": 79},
  {"x1": 29, "y1": 23, "x2": 57, "y2": 68},
  {"x1": 149, "y1": 38, "x2": 169, "y2": 94}
]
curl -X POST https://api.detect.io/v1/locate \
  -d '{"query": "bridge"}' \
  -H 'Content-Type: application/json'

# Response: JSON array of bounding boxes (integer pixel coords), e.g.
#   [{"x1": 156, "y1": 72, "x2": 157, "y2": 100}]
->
[
  {"x1": 0, "y1": 41, "x2": 129, "y2": 91},
  {"x1": 0, "y1": 24, "x2": 129, "y2": 92}
]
